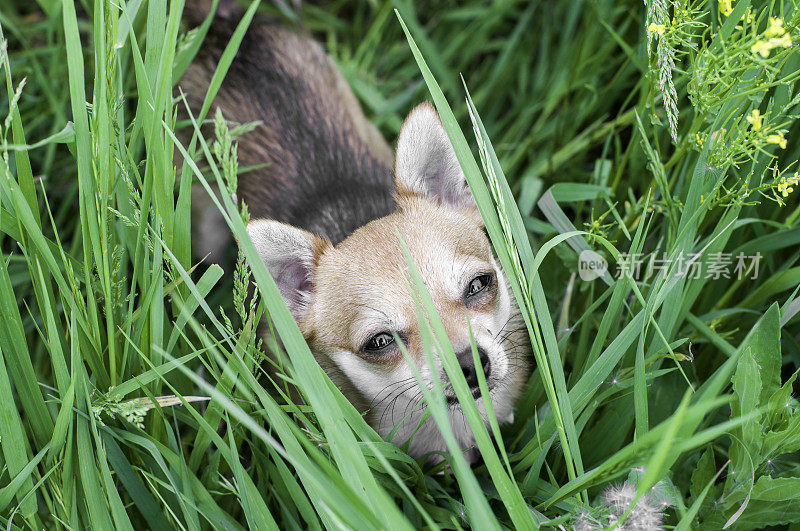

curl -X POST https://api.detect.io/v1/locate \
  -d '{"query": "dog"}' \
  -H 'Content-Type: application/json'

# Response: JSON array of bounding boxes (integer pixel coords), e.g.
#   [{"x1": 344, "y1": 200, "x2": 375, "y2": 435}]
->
[{"x1": 181, "y1": 1, "x2": 530, "y2": 462}]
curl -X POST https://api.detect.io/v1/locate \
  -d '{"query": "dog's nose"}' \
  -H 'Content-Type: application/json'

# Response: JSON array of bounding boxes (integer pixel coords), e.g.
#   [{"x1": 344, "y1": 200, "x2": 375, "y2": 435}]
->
[{"x1": 455, "y1": 346, "x2": 491, "y2": 389}]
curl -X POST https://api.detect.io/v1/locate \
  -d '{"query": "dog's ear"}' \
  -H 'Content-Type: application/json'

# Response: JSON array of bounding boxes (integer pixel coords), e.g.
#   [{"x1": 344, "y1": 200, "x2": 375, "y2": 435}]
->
[
  {"x1": 394, "y1": 103, "x2": 476, "y2": 208},
  {"x1": 246, "y1": 219, "x2": 331, "y2": 322}
]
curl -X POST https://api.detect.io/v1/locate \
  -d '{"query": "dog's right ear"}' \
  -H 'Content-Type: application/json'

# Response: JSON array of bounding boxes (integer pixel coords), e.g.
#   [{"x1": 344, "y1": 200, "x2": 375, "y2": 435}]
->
[
  {"x1": 394, "y1": 102, "x2": 475, "y2": 208},
  {"x1": 246, "y1": 219, "x2": 331, "y2": 322}
]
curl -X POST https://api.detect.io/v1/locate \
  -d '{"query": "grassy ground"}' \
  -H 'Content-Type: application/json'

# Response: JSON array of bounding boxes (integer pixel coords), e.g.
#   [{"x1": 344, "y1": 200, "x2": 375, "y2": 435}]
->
[{"x1": 1, "y1": 0, "x2": 799, "y2": 528}]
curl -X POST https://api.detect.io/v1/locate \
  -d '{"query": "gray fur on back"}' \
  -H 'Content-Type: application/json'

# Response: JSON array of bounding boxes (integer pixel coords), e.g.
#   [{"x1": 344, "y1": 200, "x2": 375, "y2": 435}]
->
[{"x1": 180, "y1": 10, "x2": 395, "y2": 246}]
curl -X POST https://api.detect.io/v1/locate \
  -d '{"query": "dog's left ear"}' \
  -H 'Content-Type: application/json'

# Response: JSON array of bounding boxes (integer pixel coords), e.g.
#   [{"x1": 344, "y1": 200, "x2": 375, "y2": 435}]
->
[
  {"x1": 246, "y1": 219, "x2": 331, "y2": 325},
  {"x1": 394, "y1": 103, "x2": 476, "y2": 208}
]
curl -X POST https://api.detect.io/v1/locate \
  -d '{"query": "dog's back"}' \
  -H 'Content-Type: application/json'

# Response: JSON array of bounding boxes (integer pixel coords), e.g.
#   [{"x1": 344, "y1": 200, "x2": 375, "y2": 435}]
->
[{"x1": 181, "y1": 4, "x2": 395, "y2": 245}]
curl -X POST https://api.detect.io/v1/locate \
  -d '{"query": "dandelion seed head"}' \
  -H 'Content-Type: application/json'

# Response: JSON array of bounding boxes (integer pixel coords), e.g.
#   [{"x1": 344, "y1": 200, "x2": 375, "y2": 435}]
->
[
  {"x1": 602, "y1": 481, "x2": 637, "y2": 511},
  {"x1": 597, "y1": 480, "x2": 671, "y2": 530}
]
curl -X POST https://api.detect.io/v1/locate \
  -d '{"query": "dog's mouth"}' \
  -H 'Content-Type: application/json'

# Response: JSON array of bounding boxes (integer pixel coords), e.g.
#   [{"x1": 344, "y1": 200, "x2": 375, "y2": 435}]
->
[{"x1": 444, "y1": 385, "x2": 492, "y2": 405}]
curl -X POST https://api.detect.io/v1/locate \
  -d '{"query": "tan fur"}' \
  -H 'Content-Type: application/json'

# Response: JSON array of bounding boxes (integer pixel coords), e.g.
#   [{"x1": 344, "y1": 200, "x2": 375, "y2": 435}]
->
[{"x1": 308, "y1": 195, "x2": 491, "y2": 365}]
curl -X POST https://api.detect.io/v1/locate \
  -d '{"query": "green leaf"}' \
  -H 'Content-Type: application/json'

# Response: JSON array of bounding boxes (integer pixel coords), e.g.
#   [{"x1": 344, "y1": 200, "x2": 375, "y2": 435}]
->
[
  {"x1": 762, "y1": 414, "x2": 800, "y2": 459},
  {"x1": 766, "y1": 367, "x2": 799, "y2": 430},
  {"x1": 730, "y1": 348, "x2": 763, "y2": 477},
  {"x1": 0, "y1": 249, "x2": 53, "y2": 445},
  {"x1": 750, "y1": 476, "x2": 800, "y2": 501},
  {"x1": 1, "y1": 121, "x2": 75, "y2": 151},
  {"x1": 227, "y1": 419, "x2": 280, "y2": 530},
  {"x1": 679, "y1": 457, "x2": 727, "y2": 531},
  {"x1": 0, "y1": 346, "x2": 37, "y2": 520},
  {"x1": 706, "y1": 496, "x2": 800, "y2": 529},
  {"x1": 103, "y1": 433, "x2": 172, "y2": 529},
  {"x1": 690, "y1": 447, "x2": 717, "y2": 502},
  {"x1": 548, "y1": 183, "x2": 612, "y2": 203},
  {"x1": 743, "y1": 304, "x2": 781, "y2": 404}
]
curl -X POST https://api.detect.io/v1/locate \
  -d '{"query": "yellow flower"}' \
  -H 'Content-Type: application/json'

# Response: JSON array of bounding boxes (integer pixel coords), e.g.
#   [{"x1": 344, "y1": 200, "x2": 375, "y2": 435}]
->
[
  {"x1": 771, "y1": 34, "x2": 793, "y2": 48},
  {"x1": 648, "y1": 23, "x2": 666, "y2": 35},
  {"x1": 777, "y1": 175, "x2": 797, "y2": 198},
  {"x1": 746, "y1": 109, "x2": 763, "y2": 130},
  {"x1": 766, "y1": 131, "x2": 787, "y2": 149},
  {"x1": 752, "y1": 39, "x2": 774, "y2": 57},
  {"x1": 765, "y1": 17, "x2": 785, "y2": 38},
  {"x1": 719, "y1": 0, "x2": 733, "y2": 17},
  {"x1": 788, "y1": 173, "x2": 800, "y2": 189},
  {"x1": 695, "y1": 133, "x2": 705, "y2": 147}
]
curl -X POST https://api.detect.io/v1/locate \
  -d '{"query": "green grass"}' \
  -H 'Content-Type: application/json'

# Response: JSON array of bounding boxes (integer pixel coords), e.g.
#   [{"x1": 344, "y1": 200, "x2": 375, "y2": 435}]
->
[{"x1": 1, "y1": 0, "x2": 799, "y2": 528}]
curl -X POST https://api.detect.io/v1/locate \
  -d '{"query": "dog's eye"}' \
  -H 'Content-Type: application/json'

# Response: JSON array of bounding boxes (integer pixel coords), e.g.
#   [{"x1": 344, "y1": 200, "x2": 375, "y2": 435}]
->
[
  {"x1": 363, "y1": 332, "x2": 396, "y2": 353},
  {"x1": 466, "y1": 273, "x2": 493, "y2": 298}
]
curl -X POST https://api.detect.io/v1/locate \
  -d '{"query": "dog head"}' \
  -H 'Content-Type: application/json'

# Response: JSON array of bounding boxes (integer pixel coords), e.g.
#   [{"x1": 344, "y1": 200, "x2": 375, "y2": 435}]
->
[{"x1": 247, "y1": 104, "x2": 530, "y2": 459}]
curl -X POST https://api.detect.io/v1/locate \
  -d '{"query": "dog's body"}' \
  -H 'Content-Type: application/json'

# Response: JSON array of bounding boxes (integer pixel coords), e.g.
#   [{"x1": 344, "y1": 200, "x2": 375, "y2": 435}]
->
[
  {"x1": 183, "y1": 4, "x2": 530, "y2": 461},
  {"x1": 181, "y1": 9, "x2": 395, "y2": 246}
]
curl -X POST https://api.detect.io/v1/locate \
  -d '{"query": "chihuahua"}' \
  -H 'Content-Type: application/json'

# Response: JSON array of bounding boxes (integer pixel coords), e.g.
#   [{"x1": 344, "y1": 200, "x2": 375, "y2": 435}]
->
[{"x1": 182, "y1": 3, "x2": 531, "y2": 462}]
